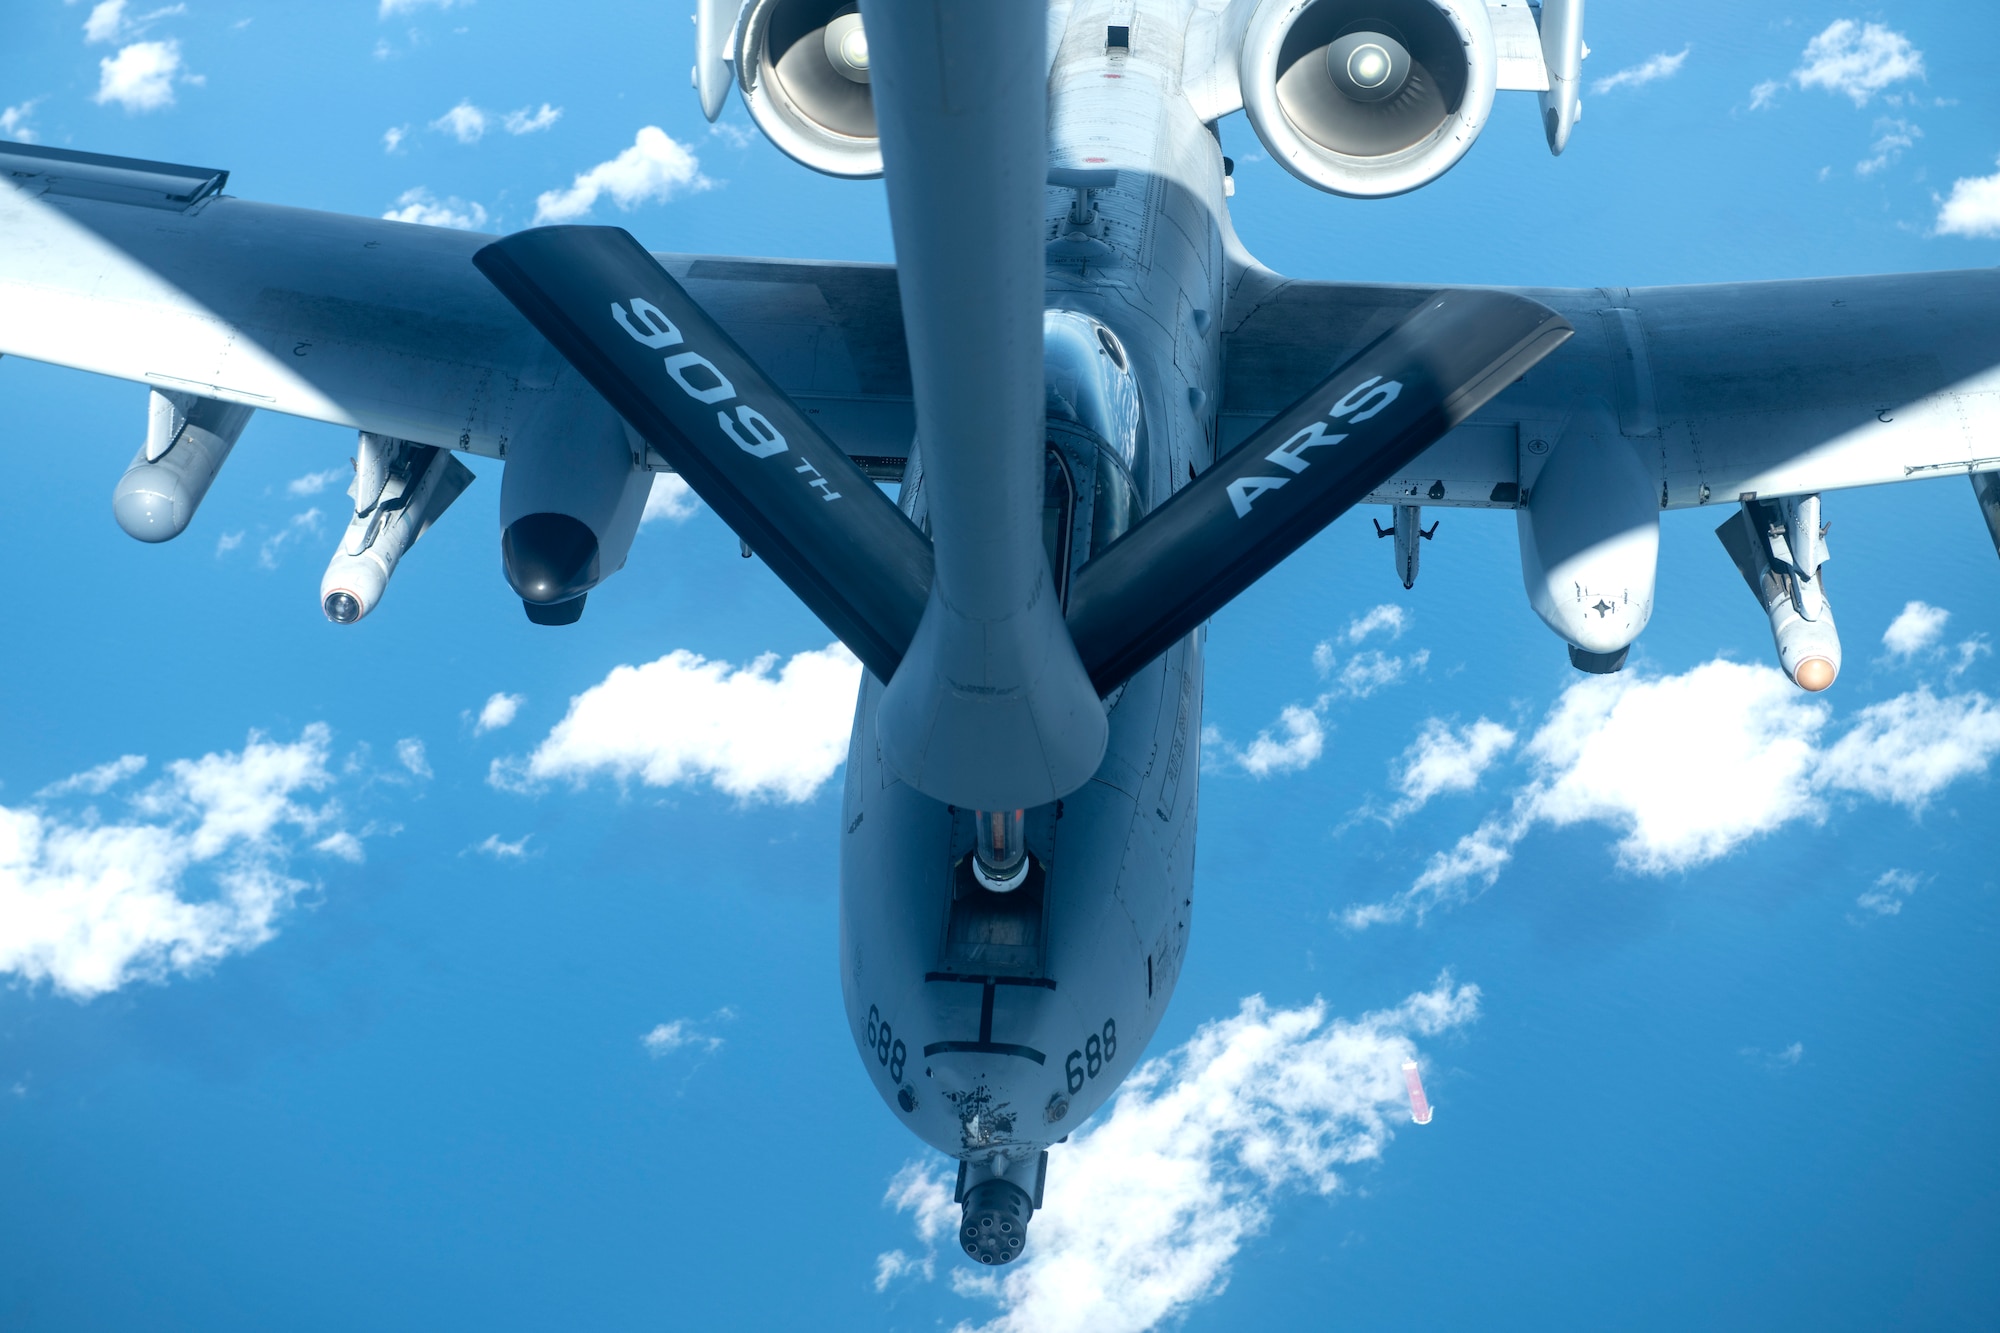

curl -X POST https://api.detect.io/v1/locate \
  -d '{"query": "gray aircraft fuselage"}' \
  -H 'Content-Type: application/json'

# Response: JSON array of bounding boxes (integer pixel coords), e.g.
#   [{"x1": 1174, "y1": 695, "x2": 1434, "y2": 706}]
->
[{"x1": 838, "y1": 3, "x2": 1225, "y2": 1199}]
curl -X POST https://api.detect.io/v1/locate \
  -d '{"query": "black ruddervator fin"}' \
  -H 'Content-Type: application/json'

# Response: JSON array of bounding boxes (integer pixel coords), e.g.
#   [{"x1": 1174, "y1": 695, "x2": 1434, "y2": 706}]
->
[
  {"x1": 1065, "y1": 291, "x2": 1573, "y2": 693},
  {"x1": 477, "y1": 229, "x2": 1569, "y2": 697},
  {"x1": 473, "y1": 226, "x2": 933, "y2": 684}
]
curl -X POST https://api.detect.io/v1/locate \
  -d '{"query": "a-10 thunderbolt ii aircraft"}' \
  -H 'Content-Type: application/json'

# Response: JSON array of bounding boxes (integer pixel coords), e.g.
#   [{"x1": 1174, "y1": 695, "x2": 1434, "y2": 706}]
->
[{"x1": 3, "y1": 0, "x2": 1998, "y2": 1267}]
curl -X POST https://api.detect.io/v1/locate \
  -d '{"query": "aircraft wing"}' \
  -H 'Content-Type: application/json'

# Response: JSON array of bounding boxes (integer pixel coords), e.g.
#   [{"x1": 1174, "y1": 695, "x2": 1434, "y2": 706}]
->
[
  {"x1": 0, "y1": 142, "x2": 915, "y2": 475},
  {"x1": 1222, "y1": 266, "x2": 2000, "y2": 510}
]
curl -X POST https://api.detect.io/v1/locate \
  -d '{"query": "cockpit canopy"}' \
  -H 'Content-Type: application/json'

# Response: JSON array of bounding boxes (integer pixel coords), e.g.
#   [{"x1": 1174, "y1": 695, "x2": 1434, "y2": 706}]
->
[
  {"x1": 1042, "y1": 309, "x2": 1144, "y2": 472},
  {"x1": 1041, "y1": 309, "x2": 1146, "y2": 607}
]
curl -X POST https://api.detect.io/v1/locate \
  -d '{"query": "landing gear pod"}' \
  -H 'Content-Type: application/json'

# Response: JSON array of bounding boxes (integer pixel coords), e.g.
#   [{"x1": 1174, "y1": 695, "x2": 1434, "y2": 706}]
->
[
  {"x1": 1974, "y1": 470, "x2": 2000, "y2": 560},
  {"x1": 1716, "y1": 495, "x2": 1841, "y2": 692},
  {"x1": 497, "y1": 409, "x2": 651, "y2": 626},
  {"x1": 1535, "y1": 0, "x2": 1586, "y2": 155},
  {"x1": 320, "y1": 434, "x2": 474, "y2": 624},
  {"x1": 1516, "y1": 407, "x2": 1658, "y2": 673},
  {"x1": 113, "y1": 389, "x2": 254, "y2": 542}
]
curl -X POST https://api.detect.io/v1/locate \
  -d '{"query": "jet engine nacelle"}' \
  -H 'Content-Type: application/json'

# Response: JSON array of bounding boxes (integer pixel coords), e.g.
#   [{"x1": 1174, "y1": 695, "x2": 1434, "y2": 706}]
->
[
  {"x1": 498, "y1": 413, "x2": 652, "y2": 625},
  {"x1": 734, "y1": 0, "x2": 880, "y2": 178},
  {"x1": 1239, "y1": 0, "x2": 1498, "y2": 198},
  {"x1": 1517, "y1": 408, "x2": 1659, "y2": 673}
]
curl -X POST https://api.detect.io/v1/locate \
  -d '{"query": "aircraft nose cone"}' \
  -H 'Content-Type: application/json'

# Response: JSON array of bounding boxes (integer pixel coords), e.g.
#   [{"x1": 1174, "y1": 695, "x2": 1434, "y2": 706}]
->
[
  {"x1": 502, "y1": 513, "x2": 600, "y2": 605},
  {"x1": 960, "y1": 1178, "x2": 1032, "y2": 1266},
  {"x1": 1794, "y1": 655, "x2": 1837, "y2": 692}
]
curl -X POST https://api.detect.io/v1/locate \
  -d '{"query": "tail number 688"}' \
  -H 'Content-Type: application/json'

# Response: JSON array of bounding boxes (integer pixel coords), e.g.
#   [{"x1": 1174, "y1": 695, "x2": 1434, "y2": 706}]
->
[{"x1": 1064, "y1": 1019, "x2": 1117, "y2": 1094}]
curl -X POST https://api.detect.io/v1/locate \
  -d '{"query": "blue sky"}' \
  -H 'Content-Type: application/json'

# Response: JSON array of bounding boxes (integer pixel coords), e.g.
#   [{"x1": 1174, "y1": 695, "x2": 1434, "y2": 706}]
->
[{"x1": 2, "y1": 2, "x2": 1999, "y2": 1330}]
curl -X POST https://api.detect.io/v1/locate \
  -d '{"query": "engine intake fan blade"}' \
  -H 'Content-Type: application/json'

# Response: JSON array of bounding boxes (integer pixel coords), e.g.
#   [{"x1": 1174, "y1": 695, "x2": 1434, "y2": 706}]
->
[
  {"x1": 1065, "y1": 290, "x2": 1572, "y2": 693},
  {"x1": 474, "y1": 226, "x2": 932, "y2": 684}
]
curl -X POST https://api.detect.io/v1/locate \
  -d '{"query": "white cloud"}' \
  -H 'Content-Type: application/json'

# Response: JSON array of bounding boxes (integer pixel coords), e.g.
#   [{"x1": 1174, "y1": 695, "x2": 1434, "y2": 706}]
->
[
  {"x1": 1883, "y1": 600, "x2": 1950, "y2": 656},
  {"x1": 418, "y1": 96, "x2": 559, "y2": 144},
  {"x1": 474, "y1": 692, "x2": 523, "y2": 734},
  {"x1": 1216, "y1": 638, "x2": 1429, "y2": 779},
  {"x1": 382, "y1": 124, "x2": 408, "y2": 153},
  {"x1": 0, "y1": 726, "x2": 342, "y2": 998},
  {"x1": 1333, "y1": 648, "x2": 1427, "y2": 699},
  {"x1": 1794, "y1": 21, "x2": 1924, "y2": 106},
  {"x1": 1343, "y1": 604, "x2": 1407, "y2": 645},
  {"x1": 315, "y1": 830, "x2": 365, "y2": 863},
  {"x1": 1392, "y1": 718, "x2": 1516, "y2": 814},
  {"x1": 878, "y1": 977, "x2": 1480, "y2": 1330},
  {"x1": 1817, "y1": 687, "x2": 2000, "y2": 808},
  {"x1": 1951, "y1": 638, "x2": 1995, "y2": 680},
  {"x1": 470, "y1": 833, "x2": 532, "y2": 859},
  {"x1": 258, "y1": 508, "x2": 322, "y2": 569},
  {"x1": 1593, "y1": 47, "x2": 1689, "y2": 95},
  {"x1": 286, "y1": 467, "x2": 347, "y2": 498},
  {"x1": 642, "y1": 473, "x2": 700, "y2": 525},
  {"x1": 1224, "y1": 705, "x2": 1324, "y2": 778},
  {"x1": 1, "y1": 99, "x2": 42, "y2": 143},
  {"x1": 502, "y1": 103, "x2": 561, "y2": 135},
  {"x1": 215, "y1": 530, "x2": 244, "y2": 556},
  {"x1": 874, "y1": 1162, "x2": 959, "y2": 1290},
  {"x1": 642, "y1": 1017, "x2": 726, "y2": 1056},
  {"x1": 381, "y1": 187, "x2": 488, "y2": 230},
  {"x1": 1311, "y1": 637, "x2": 1426, "y2": 694},
  {"x1": 1524, "y1": 662, "x2": 1825, "y2": 872},
  {"x1": 532, "y1": 126, "x2": 709, "y2": 226},
  {"x1": 379, "y1": 0, "x2": 468, "y2": 17},
  {"x1": 1856, "y1": 868, "x2": 1920, "y2": 916},
  {"x1": 708, "y1": 120, "x2": 755, "y2": 149},
  {"x1": 1855, "y1": 118, "x2": 1920, "y2": 176},
  {"x1": 430, "y1": 99, "x2": 488, "y2": 143},
  {"x1": 1740, "y1": 1041, "x2": 1805, "y2": 1071},
  {"x1": 83, "y1": 1, "x2": 185, "y2": 45},
  {"x1": 394, "y1": 738, "x2": 431, "y2": 779},
  {"x1": 37, "y1": 754, "x2": 147, "y2": 800},
  {"x1": 1935, "y1": 157, "x2": 2000, "y2": 239},
  {"x1": 94, "y1": 39, "x2": 189, "y2": 113},
  {"x1": 84, "y1": 0, "x2": 127, "y2": 43},
  {"x1": 1345, "y1": 658, "x2": 2000, "y2": 928},
  {"x1": 494, "y1": 643, "x2": 862, "y2": 803},
  {"x1": 1750, "y1": 21, "x2": 1924, "y2": 111}
]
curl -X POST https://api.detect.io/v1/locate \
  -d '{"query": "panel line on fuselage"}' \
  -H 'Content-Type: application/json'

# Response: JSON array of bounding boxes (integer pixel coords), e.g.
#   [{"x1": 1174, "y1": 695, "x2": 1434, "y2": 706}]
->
[{"x1": 922, "y1": 1041, "x2": 1049, "y2": 1066}]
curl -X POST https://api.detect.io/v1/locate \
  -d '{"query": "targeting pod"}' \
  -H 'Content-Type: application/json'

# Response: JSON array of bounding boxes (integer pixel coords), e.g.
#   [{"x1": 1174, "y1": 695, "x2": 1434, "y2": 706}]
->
[
  {"x1": 1716, "y1": 496, "x2": 1840, "y2": 692},
  {"x1": 321, "y1": 434, "x2": 474, "y2": 624},
  {"x1": 113, "y1": 389, "x2": 254, "y2": 542}
]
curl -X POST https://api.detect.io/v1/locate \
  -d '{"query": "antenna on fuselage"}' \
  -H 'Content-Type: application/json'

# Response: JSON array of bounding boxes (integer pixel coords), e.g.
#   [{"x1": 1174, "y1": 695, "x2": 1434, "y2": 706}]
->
[{"x1": 1048, "y1": 167, "x2": 1116, "y2": 239}]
